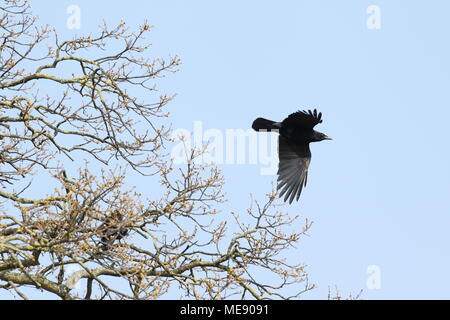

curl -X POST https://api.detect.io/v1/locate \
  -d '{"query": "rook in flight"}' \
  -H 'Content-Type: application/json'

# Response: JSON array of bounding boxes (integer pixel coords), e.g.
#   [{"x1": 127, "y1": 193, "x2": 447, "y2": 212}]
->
[{"x1": 252, "y1": 109, "x2": 331, "y2": 204}]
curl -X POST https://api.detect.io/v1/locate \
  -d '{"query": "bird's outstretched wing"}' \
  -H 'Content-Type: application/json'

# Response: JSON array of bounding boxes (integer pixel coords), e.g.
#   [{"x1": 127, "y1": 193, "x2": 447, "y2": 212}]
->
[
  {"x1": 282, "y1": 109, "x2": 322, "y2": 130},
  {"x1": 277, "y1": 135, "x2": 311, "y2": 204}
]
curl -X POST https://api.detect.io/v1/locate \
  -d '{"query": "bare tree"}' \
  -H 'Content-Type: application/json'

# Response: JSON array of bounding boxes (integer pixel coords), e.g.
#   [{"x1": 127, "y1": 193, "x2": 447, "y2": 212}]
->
[{"x1": 0, "y1": 0, "x2": 314, "y2": 300}]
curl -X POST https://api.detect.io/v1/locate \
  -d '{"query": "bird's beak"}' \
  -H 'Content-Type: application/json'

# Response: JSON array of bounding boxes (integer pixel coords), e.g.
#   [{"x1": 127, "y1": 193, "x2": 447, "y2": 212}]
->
[{"x1": 323, "y1": 135, "x2": 332, "y2": 140}]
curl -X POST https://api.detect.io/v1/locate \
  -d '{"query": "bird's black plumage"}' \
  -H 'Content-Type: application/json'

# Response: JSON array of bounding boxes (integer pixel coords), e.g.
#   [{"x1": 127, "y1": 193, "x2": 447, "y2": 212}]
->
[
  {"x1": 252, "y1": 109, "x2": 331, "y2": 204},
  {"x1": 99, "y1": 211, "x2": 129, "y2": 250}
]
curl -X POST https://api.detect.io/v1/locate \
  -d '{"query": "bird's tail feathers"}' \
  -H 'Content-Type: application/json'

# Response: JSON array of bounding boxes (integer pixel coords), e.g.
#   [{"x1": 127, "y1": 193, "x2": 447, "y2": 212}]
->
[{"x1": 252, "y1": 118, "x2": 280, "y2": 131}]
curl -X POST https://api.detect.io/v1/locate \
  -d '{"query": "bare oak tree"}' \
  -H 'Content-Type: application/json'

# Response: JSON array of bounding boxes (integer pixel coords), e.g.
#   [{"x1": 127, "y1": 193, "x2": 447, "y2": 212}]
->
[{"x1": 0, "y1": 0, "x2": 314, "y2": 299}]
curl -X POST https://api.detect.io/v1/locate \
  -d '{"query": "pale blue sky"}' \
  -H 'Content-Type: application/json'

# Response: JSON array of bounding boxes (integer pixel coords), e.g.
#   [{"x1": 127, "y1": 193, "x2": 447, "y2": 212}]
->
[{"x1": 22, "y1": 0, "x2": 450, "y2": 299}]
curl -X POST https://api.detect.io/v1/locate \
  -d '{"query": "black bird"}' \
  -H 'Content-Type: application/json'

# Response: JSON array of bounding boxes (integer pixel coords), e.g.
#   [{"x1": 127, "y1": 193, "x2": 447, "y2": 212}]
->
[
  {"x1": 99, "y1": 211, "x2": 129, "y2": 251},
  {"x1": 100, "y1": 227, "x2": 128, "y2": 251},
  {"x1": 252, "y1": 109, "x2": 331, "y2": 204}
]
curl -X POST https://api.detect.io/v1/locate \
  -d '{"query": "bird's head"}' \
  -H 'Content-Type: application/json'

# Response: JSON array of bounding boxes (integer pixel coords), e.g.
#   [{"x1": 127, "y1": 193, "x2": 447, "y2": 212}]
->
[{"x1": 312, "y1": 131, "x2": 332, "y2": 142}]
